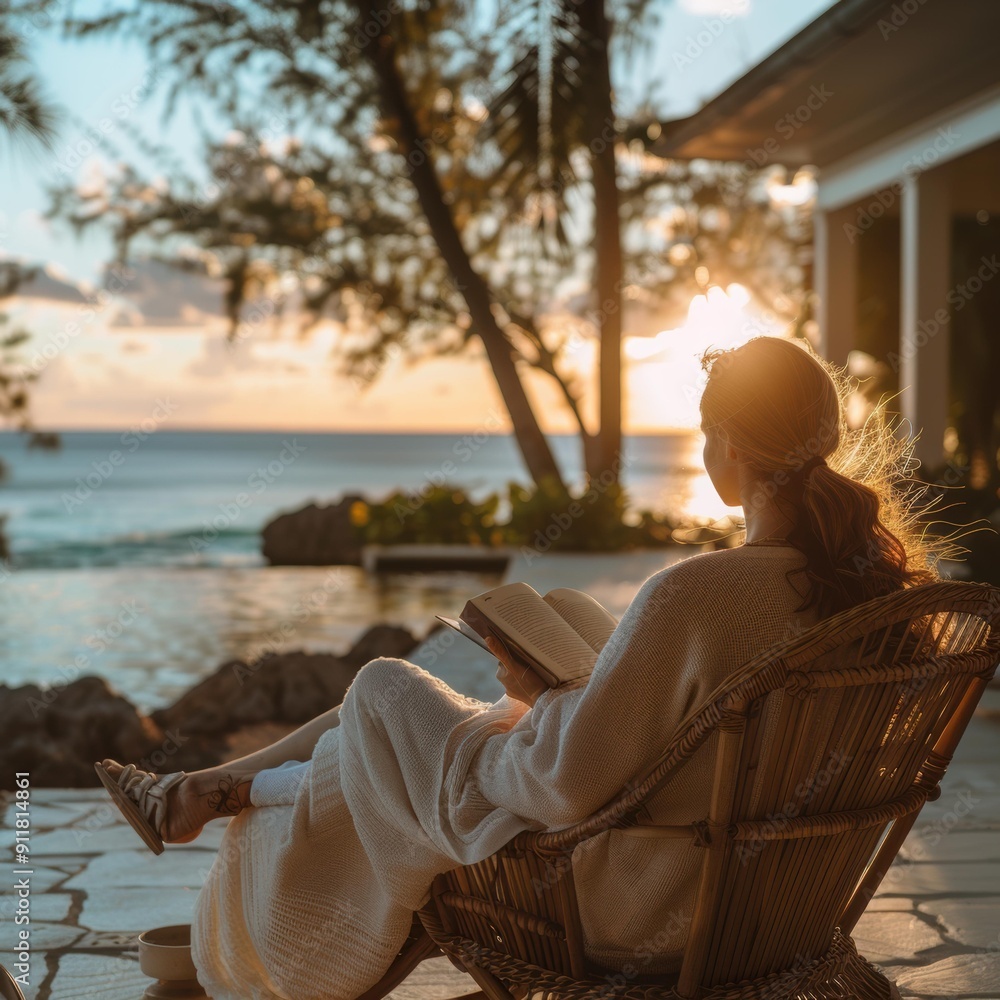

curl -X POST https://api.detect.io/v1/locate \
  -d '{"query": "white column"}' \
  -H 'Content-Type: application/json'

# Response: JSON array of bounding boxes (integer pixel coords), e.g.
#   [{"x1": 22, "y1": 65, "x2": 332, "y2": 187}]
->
[
  {"x1": 814, "y1": 205, "x2": 858, "y2": 367},
  {"x1": 899, "y1": 169, "x2": 951, "y2": 472}
]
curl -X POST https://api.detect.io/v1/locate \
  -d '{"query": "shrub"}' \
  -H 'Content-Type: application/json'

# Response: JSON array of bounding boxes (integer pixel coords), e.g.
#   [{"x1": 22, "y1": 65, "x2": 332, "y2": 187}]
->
[{"x1": 346, "y1": 481, "x2": 722, "y2": 553}]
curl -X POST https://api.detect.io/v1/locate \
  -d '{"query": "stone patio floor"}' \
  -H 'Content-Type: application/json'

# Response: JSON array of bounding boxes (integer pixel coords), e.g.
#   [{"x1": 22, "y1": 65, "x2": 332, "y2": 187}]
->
[{"x1": 2, "y1": 692, "x2": 998, "y2": 998}]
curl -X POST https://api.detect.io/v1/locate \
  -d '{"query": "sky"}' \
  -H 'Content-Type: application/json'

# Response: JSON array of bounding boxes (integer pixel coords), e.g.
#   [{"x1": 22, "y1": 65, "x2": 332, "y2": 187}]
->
[{"x1": 0, "y1": 0, "x2": 834, "y2": 433}]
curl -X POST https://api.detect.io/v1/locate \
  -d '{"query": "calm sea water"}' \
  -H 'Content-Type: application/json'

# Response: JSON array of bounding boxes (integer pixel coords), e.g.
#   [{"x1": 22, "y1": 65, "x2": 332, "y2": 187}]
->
[
  {"x1": 0, "y1": 430, "x2": 715, "y2": 568},
  {"x1": 0, "y1": 430, "x2": 721, "y2": 708}
]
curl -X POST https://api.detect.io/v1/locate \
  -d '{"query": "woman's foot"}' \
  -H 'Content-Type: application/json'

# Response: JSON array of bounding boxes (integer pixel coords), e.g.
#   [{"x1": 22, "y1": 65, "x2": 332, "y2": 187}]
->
[{"x1": 100, "y1": 760, "x2": 256, "y2": 844}]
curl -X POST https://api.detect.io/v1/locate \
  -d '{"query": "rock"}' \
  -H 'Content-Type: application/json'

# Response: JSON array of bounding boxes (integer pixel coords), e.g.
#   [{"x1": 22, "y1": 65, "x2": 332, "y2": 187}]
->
[
  {"x1": 152, "y1": 626, "x2": 419, "y2": 737},
  {"x1": 342, "y1": 623, "x2": 421, "y2": 667},
  {"x1": 0, "y1": 676, "x2": 163, "y2": 790},
  {"x1": 151, "y1": 651, "x2": 349, "y2": 736},
  {"x1": 0, "y1": 626, "x2": 422, "y2": 786},
  {"x1": 262, "y1": 494, "x2": 365, "y2": 565}
]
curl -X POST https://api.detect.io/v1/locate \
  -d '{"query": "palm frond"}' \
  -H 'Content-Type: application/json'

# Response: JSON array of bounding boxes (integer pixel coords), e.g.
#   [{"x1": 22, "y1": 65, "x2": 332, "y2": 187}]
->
[{"x1": 0, "y1": 22, "x2": 58, "y2": 145}]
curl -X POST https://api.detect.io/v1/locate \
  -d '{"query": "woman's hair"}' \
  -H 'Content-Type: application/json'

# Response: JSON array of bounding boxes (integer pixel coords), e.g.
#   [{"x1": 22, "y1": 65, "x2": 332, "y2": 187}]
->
[{"x1": 700, "y1": 336, "x2": 941, "y2": 618}]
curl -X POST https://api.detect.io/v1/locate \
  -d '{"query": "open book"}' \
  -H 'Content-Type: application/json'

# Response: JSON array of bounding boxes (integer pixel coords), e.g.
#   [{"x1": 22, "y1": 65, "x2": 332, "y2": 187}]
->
[{"x1": 436, "y1": 581, "x2": 619, "y2": 689}]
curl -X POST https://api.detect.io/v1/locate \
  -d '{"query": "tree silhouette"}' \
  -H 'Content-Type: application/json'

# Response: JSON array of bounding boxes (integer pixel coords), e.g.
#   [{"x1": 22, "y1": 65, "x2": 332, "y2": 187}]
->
[{"x1": 41, "y1": 0, "x2": 811, "y2": 495}]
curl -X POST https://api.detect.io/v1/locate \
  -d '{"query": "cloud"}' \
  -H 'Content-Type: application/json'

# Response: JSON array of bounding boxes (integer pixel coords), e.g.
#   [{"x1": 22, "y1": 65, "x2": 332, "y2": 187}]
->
[
  {"x1": 0, "y1": 258, "x2": 91, "y2": 304},
  {"x1": 185, "y1": 331, "x2": 273, "y2": 377},
  {"x1": 106, "y1": 257, "x2": 228, "y2": 328},
  {"x1": 4, "y1": 253, "x2": 318, "y2": 336}
]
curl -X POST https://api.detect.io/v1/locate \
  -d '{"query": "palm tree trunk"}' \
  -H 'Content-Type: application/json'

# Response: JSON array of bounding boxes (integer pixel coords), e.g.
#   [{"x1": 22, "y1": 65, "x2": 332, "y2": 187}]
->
[
  {"x1": 577, "y1": 0, "x2": 623, "y2": 484},
  {"x1": 364, "y1": 26, "x2": 566, "y2": 493}
]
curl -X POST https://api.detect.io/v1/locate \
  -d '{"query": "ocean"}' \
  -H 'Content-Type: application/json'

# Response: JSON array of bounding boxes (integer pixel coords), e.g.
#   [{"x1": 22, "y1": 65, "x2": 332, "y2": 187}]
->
[{"x1": 0, "y1": 430, "x2": 723, "y2": 709}]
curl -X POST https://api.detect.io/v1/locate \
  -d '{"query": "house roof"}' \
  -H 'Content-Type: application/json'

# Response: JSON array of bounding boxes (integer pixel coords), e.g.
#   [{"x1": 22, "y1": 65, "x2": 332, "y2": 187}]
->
[{"x1": 646, "y1": 0, "x2": 1000, "y2": 168}]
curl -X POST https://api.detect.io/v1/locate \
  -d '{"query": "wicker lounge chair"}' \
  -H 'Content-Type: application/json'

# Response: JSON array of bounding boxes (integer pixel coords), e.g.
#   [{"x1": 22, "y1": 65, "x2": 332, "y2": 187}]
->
[{"x1": 360, "y1": 580, "x2": 1000, "y2": 1000}]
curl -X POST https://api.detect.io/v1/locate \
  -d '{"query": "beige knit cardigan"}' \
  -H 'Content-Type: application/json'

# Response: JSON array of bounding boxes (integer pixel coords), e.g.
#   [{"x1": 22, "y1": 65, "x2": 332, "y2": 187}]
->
[{"x1": 191, "y1": 544, "x2": 814, "y2": 999}]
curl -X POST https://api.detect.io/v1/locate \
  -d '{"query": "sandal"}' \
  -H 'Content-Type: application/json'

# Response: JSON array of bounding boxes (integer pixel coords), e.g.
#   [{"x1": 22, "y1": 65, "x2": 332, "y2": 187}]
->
[{"x1": 94, "y1": 761, "x2": 185, "y2": 856}]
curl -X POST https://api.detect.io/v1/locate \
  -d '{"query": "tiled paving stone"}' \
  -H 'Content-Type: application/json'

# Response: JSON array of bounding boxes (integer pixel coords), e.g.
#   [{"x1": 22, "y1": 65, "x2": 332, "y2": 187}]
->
[
  {"x1": 875, "y1": 858, "x2": 1000, "y2": 897},
  {"x1": 899, "y1": 828, "x2": 1000, "y2": 864},
  {"x1": 921, "y1": 897, "x2": 1000, "y2": 950},
  {"x1": 33, "y1": 795, "x2": 114, "y2": 809},
  {"x1": 387, "y1": 955, "x2": 479, "y2": 1000},
  {"x1": 19, "y1": 893, "x2": 73, "y2": 923},
  {"x1": 10, "y1": 855, "x2": 92, "y2": 869},
  {"x1": 29, "y1": 789, "x2": 119, "y2": 801},
  {"x1": 851, "y1": 910, "x2": 946, "y2": 966},
  {"x1": 25, "y1": 824, "x2": 159, "y2": 856},
  {"x1": 44, "y1": 952, "x2": 146, "y2": 1000},
  {"x1": 78, "y1": 885, "x2": 199, "y2": 931},
  {"x1": 70, "y1": 931, "x2": 143, "y2": 952},
  {"x1": 5, "y1": 922, "x2": 85, "y2": 952},
  {"x1": 1, "y1": 711, "x2": 997, "y2": 1000},
  {"x1": 2, "y1": 804, "x2": 97, "y2": 830},
  {"x1": 63, "y1": 848, "x2": 218, "y2": 892},
  {"x1": 2, "y1": 864, "x2": 74, "y2": 893},
  {"x1": 859, "y1": 896, "x2": 918, "y2": 913},
  {"x1": 886, "y1": 952, "x2": 1000, "y2": 996}
]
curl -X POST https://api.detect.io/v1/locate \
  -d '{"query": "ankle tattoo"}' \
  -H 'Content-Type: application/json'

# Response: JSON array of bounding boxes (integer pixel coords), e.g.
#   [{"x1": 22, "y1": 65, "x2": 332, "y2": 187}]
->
[{"x1": 206, "y1": 774, "x2": 251, "y2": 815}]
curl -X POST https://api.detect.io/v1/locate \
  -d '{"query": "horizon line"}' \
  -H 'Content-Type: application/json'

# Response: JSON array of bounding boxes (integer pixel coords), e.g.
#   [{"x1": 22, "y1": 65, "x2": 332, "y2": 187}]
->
[{"x1": 0, "y1": 425, "x2": 699, "y2": 437}]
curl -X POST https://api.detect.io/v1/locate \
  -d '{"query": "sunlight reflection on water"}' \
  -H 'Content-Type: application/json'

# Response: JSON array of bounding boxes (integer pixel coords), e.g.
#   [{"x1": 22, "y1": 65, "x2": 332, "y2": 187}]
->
[
  {"x1": 0, "y1": 565, "x2": 502, "y2": 711},
  {"x1": 0, "y1": 432, "x2": 742, "y2": 709}
]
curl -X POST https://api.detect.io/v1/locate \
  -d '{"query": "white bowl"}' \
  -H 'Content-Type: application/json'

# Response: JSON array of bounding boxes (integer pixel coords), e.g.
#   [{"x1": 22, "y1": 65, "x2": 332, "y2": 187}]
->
[{"x1": 137, "y1": 924, "x2": 199, "y2": 982}]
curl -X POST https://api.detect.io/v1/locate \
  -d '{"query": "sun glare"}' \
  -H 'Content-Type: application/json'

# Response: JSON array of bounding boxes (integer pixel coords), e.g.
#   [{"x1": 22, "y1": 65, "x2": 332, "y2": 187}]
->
[{"x1": 624, "y1": 283, "x2": 783, "y2": 431}]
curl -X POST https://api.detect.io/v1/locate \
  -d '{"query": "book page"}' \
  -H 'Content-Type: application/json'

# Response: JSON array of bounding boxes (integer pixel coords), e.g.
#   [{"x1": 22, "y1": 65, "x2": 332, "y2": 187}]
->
[
  {"x1": 542, "y1": 588, "x2": 618, "y2": 654},
  {"x1": 434, "y1": 615, "x2": 492, "y2": 653},
  {"x1": 471, "y1": 583, "x2": 597, "y2": 684}
]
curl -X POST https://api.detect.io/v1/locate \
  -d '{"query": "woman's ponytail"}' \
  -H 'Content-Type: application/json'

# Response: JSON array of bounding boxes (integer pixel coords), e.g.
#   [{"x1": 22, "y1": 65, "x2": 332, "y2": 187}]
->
[{"x1": 790, "y1": 460, "x2": 926, "y2": 618}]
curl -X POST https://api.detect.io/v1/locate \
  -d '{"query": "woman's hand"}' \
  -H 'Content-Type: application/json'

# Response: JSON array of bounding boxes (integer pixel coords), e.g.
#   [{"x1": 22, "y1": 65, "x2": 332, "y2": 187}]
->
[{"x1": 485, "y1": 636, "x2": 548, "y2": 707}]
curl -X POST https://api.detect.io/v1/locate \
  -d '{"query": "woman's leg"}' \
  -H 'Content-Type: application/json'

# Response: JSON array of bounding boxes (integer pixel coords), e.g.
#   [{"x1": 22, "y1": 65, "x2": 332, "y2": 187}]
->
[
  {"x1": 102, "y1": 702, "x2": 344, "y2": 843},
  {"x1": 212, "y1": 702, "x2": 344, "y2": 774}
]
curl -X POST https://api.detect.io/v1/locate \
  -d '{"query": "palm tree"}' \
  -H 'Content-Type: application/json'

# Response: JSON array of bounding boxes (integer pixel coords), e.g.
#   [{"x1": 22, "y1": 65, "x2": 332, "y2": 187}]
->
[
  {"x1": 47, "y1": 0, "x2": 661, "y2": 491},
  {"x1": 47, "y1": 0, "x2": 808, "y2": 501},
  {"x1": 51, "y1": 0, "x2": 571, "y2": 492},
  {"x1": 466, "y1": 0, "x2": 640, "y2": 479}
]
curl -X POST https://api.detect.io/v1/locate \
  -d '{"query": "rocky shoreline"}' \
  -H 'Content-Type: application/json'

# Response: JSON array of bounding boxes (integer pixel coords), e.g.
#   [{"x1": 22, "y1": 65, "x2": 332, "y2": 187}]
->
[{"x1": 0, "y1": 623, "x2": 422, "y2": 790}]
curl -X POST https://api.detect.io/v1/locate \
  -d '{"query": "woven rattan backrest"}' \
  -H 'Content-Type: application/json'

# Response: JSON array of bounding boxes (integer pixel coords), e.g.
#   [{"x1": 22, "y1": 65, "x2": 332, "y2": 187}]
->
[{"x1": 675, "y1": 581, "x2": 1000, "y2": 992}]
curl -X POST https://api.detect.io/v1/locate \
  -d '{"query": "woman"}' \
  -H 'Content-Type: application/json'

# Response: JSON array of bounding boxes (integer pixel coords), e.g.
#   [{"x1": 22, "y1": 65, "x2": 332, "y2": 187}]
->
[{"x1": 97, "y1": 337, "x2": 936, "y2": 1000}]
